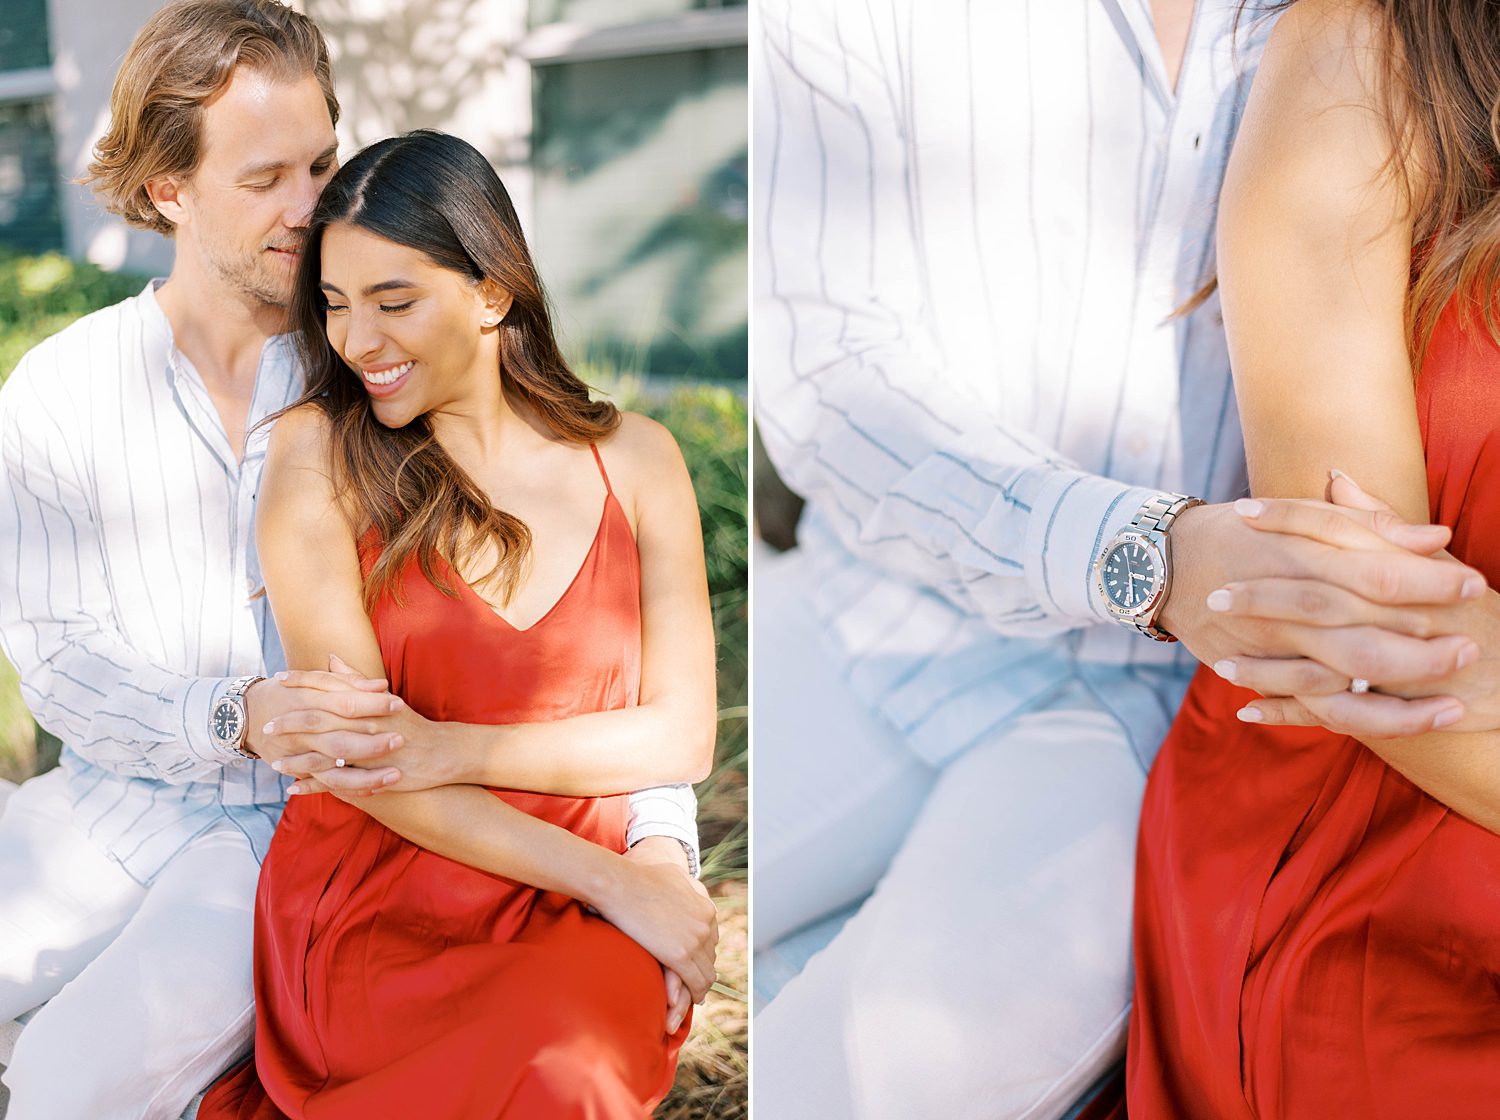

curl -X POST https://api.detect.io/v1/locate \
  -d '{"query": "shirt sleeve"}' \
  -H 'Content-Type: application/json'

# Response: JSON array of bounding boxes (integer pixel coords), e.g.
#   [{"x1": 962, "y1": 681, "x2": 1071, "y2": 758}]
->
[
  {"x1": 626, "y1": 784, "x2": 701, "y2": 878},
  {"x1": 754, "y1": 0, "x2": 1159, "y2": 635},
  {"x1": 0, "y1": 356, "x2": 250, "y2": 784}
]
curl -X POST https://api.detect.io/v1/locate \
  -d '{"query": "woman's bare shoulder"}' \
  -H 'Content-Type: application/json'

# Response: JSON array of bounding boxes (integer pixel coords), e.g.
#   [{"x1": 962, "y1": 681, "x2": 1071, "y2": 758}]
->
[
  {"x1": 607, "y1": 410, "x2": 683, "y2": 462},
  {"x1": 266, "y1": 402, "x2": 336, "y2": 473},
  {"x1": 1258, "y1": 0, "x2": 1390, "y2": 110}
]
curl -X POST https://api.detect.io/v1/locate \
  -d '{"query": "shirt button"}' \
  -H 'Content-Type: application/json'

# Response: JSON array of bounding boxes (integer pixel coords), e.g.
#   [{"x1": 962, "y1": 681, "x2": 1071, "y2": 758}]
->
[
  {"x1": 245, "y1": 577, "x2": 257, "y2": 594},
  {"x1": 1128, "y1": 434, "x2": 1150, "y2": 456}
]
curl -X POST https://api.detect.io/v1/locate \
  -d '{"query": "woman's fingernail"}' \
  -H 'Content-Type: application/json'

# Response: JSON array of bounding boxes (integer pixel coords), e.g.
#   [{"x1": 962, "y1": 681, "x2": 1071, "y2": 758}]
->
[
  {"x1": 273, "y1": 671, "x2": 289, "y2": 681},
  {"x1": 1236, "y1": 706, "x2": 1264, "y2": 723},
  {"x1": 1234, "y1": 498, "x2": 1264, "y2": 519},
  {"x1": 262, "y1": 722, "x2": 277, "y2": 735},
  {"x1": 1433, "y1": 705, "x2": 1463, "y2": 729},
  {"x1": 388, "y1": 696, "x2": 404, "y2": 712},
  {"x1": 1457, "y1": 643, "x2": 1480, "y2": 670},
  {"x1": 389, "y1": 735, "x2": 404, "y2": 751},
  {"x1": 1329, "y1": 468, "x2": 1357, "y2": 486},
  {"x1": 1462, "y1": 575, "x2": 1485, "y2": 599},
  {"x1": 1213, "y1": 660, "x2": 1238, "y2": 682},
  {"x1": 1206, "y1": 589, "x2": 1233, "y2": 612},
  {"x1": 287, "y1": 783, "x2": 303, "y2": 795},
  {"x1": 270, "y1": 760, "x2": 285, "y2": 773}
]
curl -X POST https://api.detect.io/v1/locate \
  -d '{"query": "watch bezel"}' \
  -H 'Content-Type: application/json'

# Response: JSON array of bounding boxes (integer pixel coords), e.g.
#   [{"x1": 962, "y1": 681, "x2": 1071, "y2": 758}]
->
[
  {"x1": 1095, "y1": 529, "x2": 1168, "y2": 621},
  {"x1": 211, "y1": 692, "x2": 248, "y2": 751}
]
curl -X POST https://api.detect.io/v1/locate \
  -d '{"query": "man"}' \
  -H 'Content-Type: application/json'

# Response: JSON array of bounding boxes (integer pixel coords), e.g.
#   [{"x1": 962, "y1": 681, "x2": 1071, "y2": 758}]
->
[
  {"x1": 752, "y1": 1, "x2": 1495, "y2": 1116},
  {"x1": 0, "y1": 4, "x2": 700, "y2": 1116}
]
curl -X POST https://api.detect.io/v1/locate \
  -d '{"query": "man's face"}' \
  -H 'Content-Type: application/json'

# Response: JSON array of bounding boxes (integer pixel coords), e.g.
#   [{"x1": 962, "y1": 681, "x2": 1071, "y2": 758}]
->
[{"x1": 175, "y1": 67, "x2": 337, "y2": 308}]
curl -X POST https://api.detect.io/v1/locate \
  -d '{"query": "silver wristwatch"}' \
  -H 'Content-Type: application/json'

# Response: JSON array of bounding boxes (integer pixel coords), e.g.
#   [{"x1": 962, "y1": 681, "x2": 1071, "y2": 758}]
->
[
  {"x1": 1094, "y1": 493, "x2": 1204, "y2": 641},
  {"x1": 210, "y1": 674, "x2": 266, "y2": 759}
]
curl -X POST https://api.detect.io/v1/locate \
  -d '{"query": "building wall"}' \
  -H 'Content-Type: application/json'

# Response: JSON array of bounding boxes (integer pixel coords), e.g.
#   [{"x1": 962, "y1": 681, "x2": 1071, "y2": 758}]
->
[
  {"x1": 23, "y1": 0, "x2": 745, "y2": 379},
  {"x1": 47, "y1": 0, "x2": 173, "y2": 274}
]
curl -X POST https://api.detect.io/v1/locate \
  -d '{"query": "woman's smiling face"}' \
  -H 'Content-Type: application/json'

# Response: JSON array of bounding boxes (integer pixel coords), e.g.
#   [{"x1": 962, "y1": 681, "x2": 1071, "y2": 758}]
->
[{"x1": 319, "y1": 221, "x2": 508, "y2": 429}]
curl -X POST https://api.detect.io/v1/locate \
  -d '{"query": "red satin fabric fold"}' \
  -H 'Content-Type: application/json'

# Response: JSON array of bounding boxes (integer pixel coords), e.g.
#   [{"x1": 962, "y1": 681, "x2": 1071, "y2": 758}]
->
[
  {"x1": 200, "y1": 485, "x2": 686, "y2": 1120},
  {"x1": 1129, "y1": 302, "x2": 1500, "y2": 1118}
]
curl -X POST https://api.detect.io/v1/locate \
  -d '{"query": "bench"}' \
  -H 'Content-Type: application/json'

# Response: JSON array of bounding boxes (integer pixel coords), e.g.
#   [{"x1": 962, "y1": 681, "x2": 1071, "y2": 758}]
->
[{"x1": 0, "y1": 778, "x2": 205, "y2": 1118}]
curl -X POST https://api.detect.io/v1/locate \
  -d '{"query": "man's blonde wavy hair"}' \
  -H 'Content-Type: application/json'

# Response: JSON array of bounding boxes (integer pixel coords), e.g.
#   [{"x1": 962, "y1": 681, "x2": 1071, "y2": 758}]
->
[{"x1": 82, "y1": 0, "x2": 339, "y2": 237}]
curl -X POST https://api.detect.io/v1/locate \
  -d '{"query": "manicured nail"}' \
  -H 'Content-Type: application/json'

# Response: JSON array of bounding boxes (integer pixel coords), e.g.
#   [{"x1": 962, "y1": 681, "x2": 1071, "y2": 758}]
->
[
  {"x1": 382, "y1": 770, "x2": 402, "y2": 786},
  {"x1": 270, "y1": 760, "x2": 285, "y2": 773},
  {"x1": 388, "y1": 697, "x2": 404, "y2": 712},
  {"x1": 1462, "y1": 575, "x2": 1485, "y2": 599},
  {"x1": 388, "y1": 735, "x2": 404, "y2": 752},
  {"x1": 1206, "y1": 589, "x2": 1233, "y2": 612},
  {"x1": 1433, "y1": 705, "x2": 1463, "y2": 729},
  {"x1": 1457, "y1": 643, "x2": 1480, "y2": 670},
  {"x1": 262, "y1": 721, "x2": 277, "y2": 735},
  {"x1": 1234, "y1": 498, "x2": 1264, "y2": 519},
  {"x1": 273, "y1": 671, "x2": 289, "y2": 681},
  {"x1": 1236, "y1": 706, "x2": 1264, "y2": 723},
  {"x1": 1213, "y1": 659, "x2": 1237, "y2": 682},
  {"x1": 288, "y1": 783, "x2": 304, "y2": 795},
  {"x1": 1329, "y1": 468, "x2": 1358, "y2": 486}
]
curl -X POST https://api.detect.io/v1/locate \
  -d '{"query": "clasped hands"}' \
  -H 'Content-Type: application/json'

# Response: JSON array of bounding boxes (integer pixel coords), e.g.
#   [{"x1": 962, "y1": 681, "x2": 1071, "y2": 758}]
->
[
  {"x1": 246, "y1": 653, "x2": 426, "y2": 796},
  {"x1": 244, "y1": 657, "x2": 716, "y2": 1031},
  {"x1": 1160, "y1": 472, "x2": 1498, "y2": 739}
]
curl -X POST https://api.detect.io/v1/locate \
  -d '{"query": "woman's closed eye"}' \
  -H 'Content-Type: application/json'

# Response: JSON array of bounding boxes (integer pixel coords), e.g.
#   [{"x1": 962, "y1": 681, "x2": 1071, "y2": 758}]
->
[{"x1": 378, "y1": 301, "x2": 415, "y2": 314}]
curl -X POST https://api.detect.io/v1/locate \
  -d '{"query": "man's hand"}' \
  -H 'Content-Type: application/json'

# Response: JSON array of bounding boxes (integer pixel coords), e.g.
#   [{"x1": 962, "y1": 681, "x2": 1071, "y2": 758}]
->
[
  {"x1": 590, "y1": 845, "x2": 718, "y2": 1021},
  {"x1": 625, "y1": 837, "x2": 701, "y2": 1033},
  {"x1": 1207, "y1": 473, "x2": 1500, "y2": 736},
  {"x1": 246, "y1": 661, "x2": 405, "y2": 792},
  {"x1": 1159, "y1": 489, "x2": 1486, "y2": 736}
]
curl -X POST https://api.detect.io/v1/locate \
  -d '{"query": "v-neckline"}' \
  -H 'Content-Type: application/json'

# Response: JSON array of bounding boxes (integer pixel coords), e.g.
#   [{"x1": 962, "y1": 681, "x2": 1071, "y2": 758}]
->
[{"x1": 452, "y1": 493, "x2": 615, "y2": 634}]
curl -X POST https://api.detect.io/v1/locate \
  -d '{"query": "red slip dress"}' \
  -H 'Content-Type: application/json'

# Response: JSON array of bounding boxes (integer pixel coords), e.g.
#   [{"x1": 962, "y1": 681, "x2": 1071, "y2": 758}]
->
[
  {"x1": 199, "y1": 444, "x2": 687, "y2": 1120},
  {"x1": 1128, "y1": 298, "x2": 1500, "y2": 1119}
]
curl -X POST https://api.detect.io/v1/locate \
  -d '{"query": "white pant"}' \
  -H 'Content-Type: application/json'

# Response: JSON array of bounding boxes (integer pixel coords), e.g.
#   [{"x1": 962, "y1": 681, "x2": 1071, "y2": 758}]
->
[
  {"x1": 752, "y1": 547, "x2": 1147, "y2": 1120},
  {"x1": 0, "y1": 769, "x2": 258, "y2": 1120}
]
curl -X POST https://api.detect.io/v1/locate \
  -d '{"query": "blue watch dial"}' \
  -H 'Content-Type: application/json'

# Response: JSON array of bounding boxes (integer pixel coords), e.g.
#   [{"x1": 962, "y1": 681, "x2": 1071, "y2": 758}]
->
[
  {"x1": 1102, "y1": 540, "x2": 1158, "y2": 610},
  {"x1": 213, "y1": 701, "x2": 243, "y2": 744}
]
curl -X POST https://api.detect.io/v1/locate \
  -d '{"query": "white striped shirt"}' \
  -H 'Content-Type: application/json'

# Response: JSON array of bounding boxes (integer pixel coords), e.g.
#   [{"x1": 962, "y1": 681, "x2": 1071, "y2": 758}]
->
[
  {"x1": 754, "y1": 0, "x2": 1279, "y2": 766},
  {"x1": 0, "y1": 282, "x2": 696, "y2": 884}
]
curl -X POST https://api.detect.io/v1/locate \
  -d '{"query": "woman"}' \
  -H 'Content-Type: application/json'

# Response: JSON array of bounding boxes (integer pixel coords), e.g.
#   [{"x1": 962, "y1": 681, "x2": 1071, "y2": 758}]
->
[
  {"x1": 199, "y1": 130, "x2": 719, "y2": 1118},
  {"x1": 1130, "y1": 1, "x2": 1500, "y2": 1116}
]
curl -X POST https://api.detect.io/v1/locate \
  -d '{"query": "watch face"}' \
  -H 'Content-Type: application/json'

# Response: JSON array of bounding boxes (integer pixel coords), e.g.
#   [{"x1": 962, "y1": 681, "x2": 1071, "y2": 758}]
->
[
  {"x1": 1101, "y1": 539, "x2": 1160, "y2": 612},
  {"x1": 213, "y1": 700, "x2": 243, "y2": 745}
]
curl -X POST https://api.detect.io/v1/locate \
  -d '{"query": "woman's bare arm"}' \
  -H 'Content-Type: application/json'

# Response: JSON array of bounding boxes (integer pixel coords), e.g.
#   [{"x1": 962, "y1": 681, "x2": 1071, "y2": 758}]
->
[{"x1": 1219, "y1": 0, "x2": 1500, "y2": 831}]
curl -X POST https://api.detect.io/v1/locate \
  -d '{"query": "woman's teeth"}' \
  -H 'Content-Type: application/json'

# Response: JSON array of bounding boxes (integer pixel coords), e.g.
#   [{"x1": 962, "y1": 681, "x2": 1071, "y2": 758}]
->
[{"x1": 363, "y1": 360, "x2": 413, "y2": 386}]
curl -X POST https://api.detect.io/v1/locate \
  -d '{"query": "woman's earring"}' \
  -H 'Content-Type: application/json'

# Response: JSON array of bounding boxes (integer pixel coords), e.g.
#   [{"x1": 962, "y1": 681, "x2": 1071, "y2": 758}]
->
[{"x1": 483, "y1": 314, "x2": 500, "y2": 327}]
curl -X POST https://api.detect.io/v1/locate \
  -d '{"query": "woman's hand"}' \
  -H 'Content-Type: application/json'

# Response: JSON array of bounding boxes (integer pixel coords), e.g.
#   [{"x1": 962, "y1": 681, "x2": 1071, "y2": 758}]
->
[
  {"x1": 1223, "y1": 475, "x2": 1500, "y2": 735},
  {"x1": 591, "y1": 848, "x2": 718, "y2": 1014},
  {"x1": 271, "y1": 655, "x2": 457, "y2": 793}
]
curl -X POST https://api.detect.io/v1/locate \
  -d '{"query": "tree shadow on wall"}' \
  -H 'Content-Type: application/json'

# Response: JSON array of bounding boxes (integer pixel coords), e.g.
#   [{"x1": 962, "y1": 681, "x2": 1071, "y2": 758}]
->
[{"x1": 304, "y1": 0, "x2": 511, "y2": 153}]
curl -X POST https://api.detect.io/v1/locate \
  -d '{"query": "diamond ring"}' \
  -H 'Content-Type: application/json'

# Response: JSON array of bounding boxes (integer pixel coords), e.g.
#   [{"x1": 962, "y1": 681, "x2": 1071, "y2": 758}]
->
[
  {"x1": 1349, "y1": 678, "x2": 1371, "y2": 695},
  {"x1": 335, "y1": 757, "x2": 347, "y2": 768}
]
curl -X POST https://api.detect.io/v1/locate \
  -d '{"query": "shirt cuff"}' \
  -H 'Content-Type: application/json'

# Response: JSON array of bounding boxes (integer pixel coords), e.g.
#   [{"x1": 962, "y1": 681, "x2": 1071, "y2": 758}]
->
[
  {"x1": 1021, "y1": 471, "x2": 1160, "y2": 626},
  {"x1": 626, "y1": 784, "x2": 701, "y2": 878},
  {"x1": 175, "y1": 675, "x2": 254, "y2": 769}
]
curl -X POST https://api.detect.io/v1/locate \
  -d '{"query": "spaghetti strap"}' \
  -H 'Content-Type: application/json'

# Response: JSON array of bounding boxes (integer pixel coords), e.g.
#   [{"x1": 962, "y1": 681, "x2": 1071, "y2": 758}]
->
[{"x1": 589, "y1": 442, "x2": 614, "y2": 496}]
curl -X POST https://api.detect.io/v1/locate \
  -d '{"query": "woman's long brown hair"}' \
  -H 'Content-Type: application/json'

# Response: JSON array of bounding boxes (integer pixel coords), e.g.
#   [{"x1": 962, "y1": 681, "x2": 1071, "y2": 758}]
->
[
  {"x1": 281, "y1": 130, "x2": 620, "y2": 610},
  {"x1": 1373, "y1": 0, "x2": 1500, "y2": 358},
  {"x1": 1200, "y1": 1, "x2": 1500, "y2": 362}
]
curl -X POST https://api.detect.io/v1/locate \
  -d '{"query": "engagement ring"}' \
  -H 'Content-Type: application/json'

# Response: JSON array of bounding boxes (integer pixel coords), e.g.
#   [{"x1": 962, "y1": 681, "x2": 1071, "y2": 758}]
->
[
  {"x1": 335, "y1": 757, "x2": 347, "y2": 768},
  {"x1": 1349, "y1": 678, "x2": 1371, "y2": 695}
]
